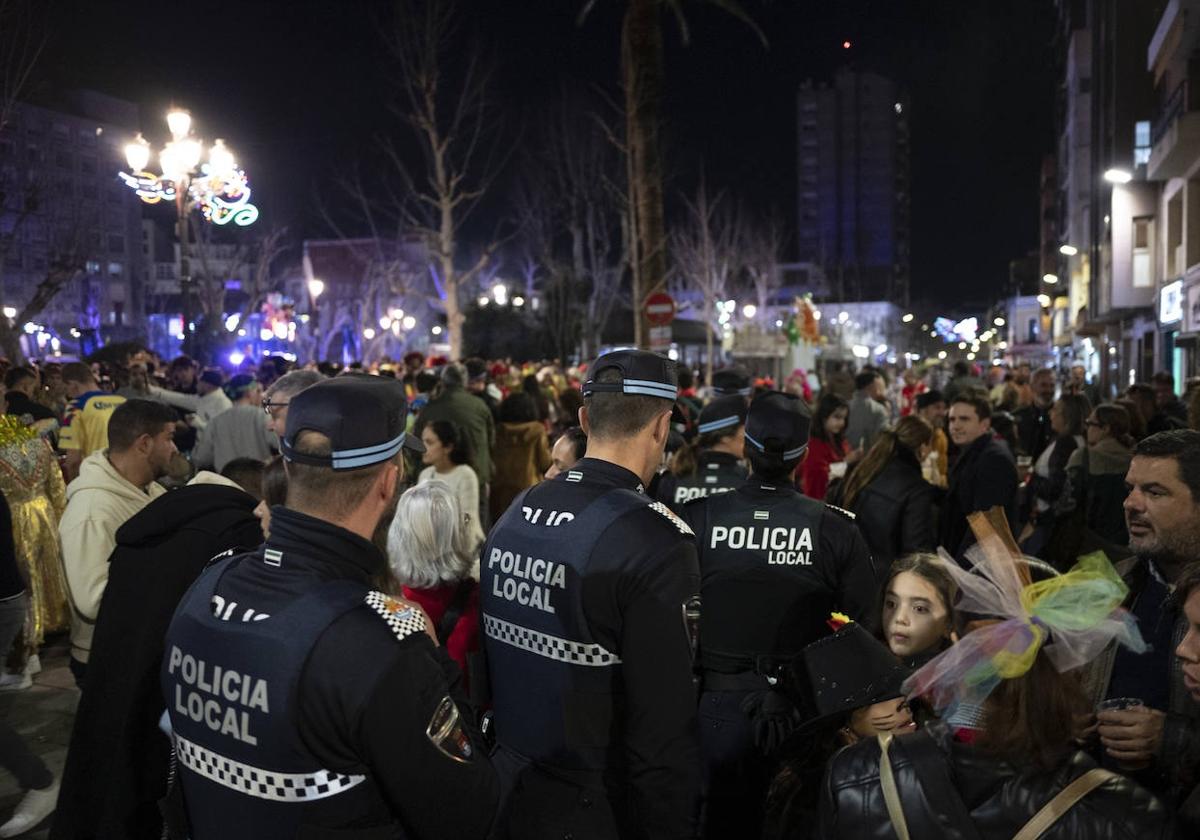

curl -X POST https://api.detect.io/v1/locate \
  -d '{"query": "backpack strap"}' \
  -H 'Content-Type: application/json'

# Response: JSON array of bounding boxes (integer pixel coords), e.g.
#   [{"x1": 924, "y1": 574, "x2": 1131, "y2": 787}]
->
[
  {"x1": 888, "y1": 729, "x2": 984, "y2": 840},
  {"x1": 436, "y1": 578, "x2": 475, "y2": 645},
  {"x1": 1011, "y1": 768, "x2": 1114, "y2": 840},
  {"x1": 877, "y1": 733, "x2": 911, "y2": 840}
]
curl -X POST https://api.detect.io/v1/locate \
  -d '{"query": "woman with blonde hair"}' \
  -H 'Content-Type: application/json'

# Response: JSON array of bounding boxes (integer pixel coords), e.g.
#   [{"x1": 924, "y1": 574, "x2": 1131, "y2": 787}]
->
[
  {"x1": 387, "y1": 481, "x2": 481, "y2": 690},
  {"x1": 835, "y1": 415, "x2": 936, "y2": 570}
]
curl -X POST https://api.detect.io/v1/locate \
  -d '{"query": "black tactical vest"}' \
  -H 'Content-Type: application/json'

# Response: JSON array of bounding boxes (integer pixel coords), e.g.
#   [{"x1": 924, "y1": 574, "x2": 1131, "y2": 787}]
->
[
  {"x1": 481, "y1": 487, "x2": 649, "y2": 773},
  {"x1": 658, "y1": 452, "x2": 748, "y2": 513},
  {"x1": 161, "y1": 556, "x2": 407, "y2": 839},
  {"x1": 695, "y1": 485, "x2": 834, "y2": 674}
]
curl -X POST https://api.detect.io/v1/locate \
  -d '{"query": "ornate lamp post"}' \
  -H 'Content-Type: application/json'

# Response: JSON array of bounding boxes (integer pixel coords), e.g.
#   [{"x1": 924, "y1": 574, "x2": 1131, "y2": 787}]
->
[{"x1": 119, "y1": 108, "x2": 260, "y2": 357}]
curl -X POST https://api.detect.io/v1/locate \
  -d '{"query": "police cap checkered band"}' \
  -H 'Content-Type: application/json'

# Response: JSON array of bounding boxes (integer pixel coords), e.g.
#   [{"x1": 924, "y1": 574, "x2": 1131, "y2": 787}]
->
[
  {"x1": 744, "y1": 390, "x2": 811, "y2": 461},
  {"x1": 583, "y1": 349, "x2": 678, "y2": 402},
  {"x1": 696, "y1": 394, "x2": 748, "y2": 436},
  {"x1": 282, "y1": 374, "x2": 425, "y2": 470}
]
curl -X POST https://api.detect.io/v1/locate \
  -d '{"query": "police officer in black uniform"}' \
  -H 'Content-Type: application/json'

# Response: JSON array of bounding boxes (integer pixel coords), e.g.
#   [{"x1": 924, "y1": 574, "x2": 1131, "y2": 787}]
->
[
  {"x1": 679, "y1": 390, "x2": 877, "y2": 839},
  {"x1": 655, "y1": 395, "x2": 748, "y2": 513},
  {"x1": 710, "y1": 367, "x2": 752, "y2": 399},
  {"x1": 161, "y1": 375, "x2": 498, "y2": 840},
  {"x1": 481, "y1": 349, "x2": 702, "y2": 840}
]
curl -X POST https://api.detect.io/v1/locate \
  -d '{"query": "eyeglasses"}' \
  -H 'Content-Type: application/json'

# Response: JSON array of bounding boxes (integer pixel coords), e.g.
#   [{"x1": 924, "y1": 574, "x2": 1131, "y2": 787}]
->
[{"x1": 262, "y1": 399, "x2": 289, "y2": 418}]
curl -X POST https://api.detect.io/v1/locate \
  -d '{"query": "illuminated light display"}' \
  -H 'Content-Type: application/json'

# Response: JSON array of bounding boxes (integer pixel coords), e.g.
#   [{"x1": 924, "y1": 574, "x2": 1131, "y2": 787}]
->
[{"x1": 118, "y1": 163, "x2": 259, "y2": 227}]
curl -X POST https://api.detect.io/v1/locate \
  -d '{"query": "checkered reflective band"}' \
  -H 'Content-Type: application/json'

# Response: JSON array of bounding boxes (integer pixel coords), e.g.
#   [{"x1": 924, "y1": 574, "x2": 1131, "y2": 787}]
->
[
  {"x1": 364, "y1": 591, "x2": 429, "y2": 643},
  {"x1": 483, "y1": 614, "x2": 622, "y2": 667},
  {"x1": 648, "y1": 501, "x2": 695, "y2": 536},
  {"x1": 174, "y1": 734, "x2": 365, "y2": 802}
]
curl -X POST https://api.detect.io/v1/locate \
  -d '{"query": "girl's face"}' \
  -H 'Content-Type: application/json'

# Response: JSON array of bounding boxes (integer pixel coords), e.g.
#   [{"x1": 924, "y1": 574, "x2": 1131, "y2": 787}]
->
[
  {"x1": 421, "y1": 428, "x2": 450, "y2": 466},
  {"x1": 845, "y1": 698, "x2": 916, "y2": 742},
  {"x1": 825, "y1": 407, "x2": 848, "y2": 436},
  {"x1": 882, "y1": 571, "x2": 951, "y2": 658}
]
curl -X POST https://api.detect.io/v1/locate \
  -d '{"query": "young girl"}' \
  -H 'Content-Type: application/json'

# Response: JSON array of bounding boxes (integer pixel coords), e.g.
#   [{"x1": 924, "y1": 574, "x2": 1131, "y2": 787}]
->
[
  {"x1": 800, "y1": 394, "x2": 855, "y2": 500},
  {"x1": 880, "y1": 554, "x2": 957, "y2": 667}
]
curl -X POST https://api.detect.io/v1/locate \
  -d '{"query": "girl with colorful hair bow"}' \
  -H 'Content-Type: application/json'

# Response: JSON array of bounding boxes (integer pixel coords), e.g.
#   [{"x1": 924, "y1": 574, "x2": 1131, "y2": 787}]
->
[{"x1": 902, "y1": 545, "x2": 1146, "y2": 719}]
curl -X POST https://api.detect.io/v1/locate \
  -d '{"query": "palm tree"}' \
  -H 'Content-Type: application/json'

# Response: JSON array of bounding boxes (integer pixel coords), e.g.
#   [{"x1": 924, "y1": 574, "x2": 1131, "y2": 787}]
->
[{"x1": 580, "y1": 0, "x2": 764, "y2": 349}]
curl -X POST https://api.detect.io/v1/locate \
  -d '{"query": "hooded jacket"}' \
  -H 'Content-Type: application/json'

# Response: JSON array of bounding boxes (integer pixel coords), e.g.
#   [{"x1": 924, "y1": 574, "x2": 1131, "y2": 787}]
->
[
  {"x1": 58, "y1": 450, "x2": 166, "y2": 663},
  {"x1": 51, "y1": 479, "x2": 262, "y2": 840}
]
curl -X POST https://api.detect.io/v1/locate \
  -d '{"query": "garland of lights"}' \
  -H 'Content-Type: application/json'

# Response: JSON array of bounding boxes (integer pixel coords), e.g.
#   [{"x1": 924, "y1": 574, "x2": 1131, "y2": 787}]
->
[{"x1": 118, "y1": 162, "x2": 259, "y2": 227}]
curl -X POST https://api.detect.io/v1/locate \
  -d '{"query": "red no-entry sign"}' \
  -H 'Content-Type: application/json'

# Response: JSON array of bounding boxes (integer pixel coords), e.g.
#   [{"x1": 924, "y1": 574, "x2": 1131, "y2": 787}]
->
[{"x1": 644, "y1": 292, "x2": 676, "y2": 326}]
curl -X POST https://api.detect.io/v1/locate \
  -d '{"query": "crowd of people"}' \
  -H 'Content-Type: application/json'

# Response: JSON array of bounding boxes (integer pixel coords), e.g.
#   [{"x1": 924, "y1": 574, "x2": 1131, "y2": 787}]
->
[{"x1": 0, "y1": 344, "x2": 1197, "y2": 838}]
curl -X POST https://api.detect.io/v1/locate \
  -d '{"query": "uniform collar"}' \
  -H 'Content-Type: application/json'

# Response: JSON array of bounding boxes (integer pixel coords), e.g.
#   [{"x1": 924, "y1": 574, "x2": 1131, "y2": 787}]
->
[
  {"x1": 264, "y1": 506, "x2": 386, "y2": 583},
  {"x1": 565, "y1": 457, "x2": 646, "y2": 493},
  {"x1": 700, "y1": 450, "x2": 742, "y2": 468}
]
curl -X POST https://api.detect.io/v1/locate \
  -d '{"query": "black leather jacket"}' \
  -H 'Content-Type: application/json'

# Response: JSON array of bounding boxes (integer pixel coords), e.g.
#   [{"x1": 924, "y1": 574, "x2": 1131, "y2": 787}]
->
[
  {"x1": 845, "y1": 448, "x2": 935, "y2": 571},
  {"x1": 819, "y1": 723, "x2": 1177, "y2": 839}
]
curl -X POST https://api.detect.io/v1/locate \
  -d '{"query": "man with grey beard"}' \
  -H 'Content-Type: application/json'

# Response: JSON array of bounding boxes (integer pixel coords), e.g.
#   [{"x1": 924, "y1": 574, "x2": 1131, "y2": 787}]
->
[{"x1": 1082, "y1": 429, "x2": 1200, "y2": 808}]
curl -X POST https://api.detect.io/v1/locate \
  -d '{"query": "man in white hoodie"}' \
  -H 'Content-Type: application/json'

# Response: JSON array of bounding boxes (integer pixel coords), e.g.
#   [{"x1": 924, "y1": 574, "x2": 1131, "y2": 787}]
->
[{"x1": 59, "y1": 399, "x2": 178, "y2": 687}]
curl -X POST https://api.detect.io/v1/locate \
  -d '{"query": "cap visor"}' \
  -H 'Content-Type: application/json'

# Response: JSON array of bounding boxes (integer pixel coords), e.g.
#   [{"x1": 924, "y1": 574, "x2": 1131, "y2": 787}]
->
[{"x1": 402, "y1": 434, "x2": 426, "y2": 454}]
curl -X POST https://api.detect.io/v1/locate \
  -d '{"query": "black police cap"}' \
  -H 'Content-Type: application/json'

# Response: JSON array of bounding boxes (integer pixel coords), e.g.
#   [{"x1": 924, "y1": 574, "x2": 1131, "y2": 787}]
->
[
  {"x1": 711, "y1": 367, "x2": 752, "y2": 397},
  {"x1": 583, "y1": 349, "x2": 678, "y2": 402},
  {"x1": 744, "y1": 390, "x2": 812, "y2": 462},
  {"x1": 697, "y1": 394, "x2": 748, "y2": 436},
  {"x1": 281, "y1": 374, "x2": 424, "y2": 470}
]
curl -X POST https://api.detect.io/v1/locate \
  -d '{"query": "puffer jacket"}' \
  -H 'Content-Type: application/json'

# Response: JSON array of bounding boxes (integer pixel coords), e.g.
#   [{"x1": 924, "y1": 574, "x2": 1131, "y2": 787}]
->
[
  {"x1": 845, "y1": 447, "x2": 936, "y2": 571},
  {"x1": 819, "y1": 722, "x2": 1176, "y2": 839}
]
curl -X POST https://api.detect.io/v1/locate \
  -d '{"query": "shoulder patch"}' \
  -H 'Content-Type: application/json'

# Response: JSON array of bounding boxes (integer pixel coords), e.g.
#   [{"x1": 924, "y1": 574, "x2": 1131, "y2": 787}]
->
[
  {"x1": 364, "y1": 591, "x2": 428, "y2": 642},
  {"x1": 648, "y1": 500, "x2": 695, "y2": 536},
  {"x1": 824, "y1": 503, "x2": 857, "y2": 521}
]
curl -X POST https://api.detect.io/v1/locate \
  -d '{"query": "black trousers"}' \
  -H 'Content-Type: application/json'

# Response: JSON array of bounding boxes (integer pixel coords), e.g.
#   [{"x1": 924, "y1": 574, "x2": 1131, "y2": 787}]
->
[
  {"x1": 699, "y1": 689, "x2": 771, "y2": 839},
  {"x1": 0, "y1": 593, "x2": 52, "y2": 791}
]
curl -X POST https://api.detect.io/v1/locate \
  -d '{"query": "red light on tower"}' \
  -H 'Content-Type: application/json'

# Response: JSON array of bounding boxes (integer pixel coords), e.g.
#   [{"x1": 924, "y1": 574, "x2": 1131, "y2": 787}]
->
[{"x1": 842, "y1": 40, "x2": 852, "y2": 49}]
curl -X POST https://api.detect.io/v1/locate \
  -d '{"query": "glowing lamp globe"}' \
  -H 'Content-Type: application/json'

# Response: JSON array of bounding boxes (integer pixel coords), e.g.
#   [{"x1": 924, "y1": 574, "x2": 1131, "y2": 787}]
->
[
  {"x1": 124, "y1": 135, "x2": 151, "y2": 171},
  {"x1": 167, "y1": 109, "x2": 192, "y2": 141}
]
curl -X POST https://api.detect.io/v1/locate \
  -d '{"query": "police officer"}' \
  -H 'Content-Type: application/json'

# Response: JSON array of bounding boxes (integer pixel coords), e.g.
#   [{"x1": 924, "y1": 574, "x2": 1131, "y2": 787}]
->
[
  {"x1": 679, "y1": 390, "x2": 877, "y2": 839},
  {"x1": 710, "y1": 367, "x2": 752, "y2": 399},
  {"x1": 161, "y1": 375, "x2": 497, "y2": 839},
  {"x1": 655, "y1": 395, "x2": 749, "y2": 513},
  {"x1": 481, "y1": 349, "x2": 702, "y2": 840}
]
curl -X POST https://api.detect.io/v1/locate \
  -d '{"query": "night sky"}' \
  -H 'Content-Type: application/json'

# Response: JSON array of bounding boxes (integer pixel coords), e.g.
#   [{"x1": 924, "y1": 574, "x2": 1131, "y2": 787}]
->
[{"x1": 35, "y1": 0, "x2": 1056, "y2": 305}]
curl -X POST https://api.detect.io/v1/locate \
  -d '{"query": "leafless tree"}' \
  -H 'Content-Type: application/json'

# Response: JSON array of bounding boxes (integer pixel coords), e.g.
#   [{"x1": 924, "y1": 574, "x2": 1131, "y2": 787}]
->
[
  {"x1": 670, "y1": 175, "x2": 743, "y2": 385},
  {"x1": 355, "y1": 0, "x2": 509, "y2": 361},
  {"x1": 742, "y1": 209, "x2": 786, "y2": 327}
]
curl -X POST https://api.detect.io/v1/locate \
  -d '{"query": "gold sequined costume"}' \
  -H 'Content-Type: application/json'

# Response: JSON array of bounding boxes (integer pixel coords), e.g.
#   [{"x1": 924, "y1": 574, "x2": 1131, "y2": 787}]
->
[{"x1": 0, "y1": 437, "x2": 69, "y2": 649}]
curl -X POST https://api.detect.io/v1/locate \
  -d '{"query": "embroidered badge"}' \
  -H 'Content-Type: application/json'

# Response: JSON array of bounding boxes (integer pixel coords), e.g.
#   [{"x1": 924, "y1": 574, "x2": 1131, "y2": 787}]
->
[
  {"x1": 364, "y1": 591, "x2": 427, "y2": 643},
  {"x1": 426, "y1": 695, "x2": 474, "y2": 763}
]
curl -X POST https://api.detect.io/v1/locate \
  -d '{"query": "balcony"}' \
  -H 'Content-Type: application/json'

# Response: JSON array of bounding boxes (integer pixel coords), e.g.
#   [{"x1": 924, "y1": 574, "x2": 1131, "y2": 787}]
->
[{"x1": 1149, "y1": 80, "x2": 1200, "y2": 179}]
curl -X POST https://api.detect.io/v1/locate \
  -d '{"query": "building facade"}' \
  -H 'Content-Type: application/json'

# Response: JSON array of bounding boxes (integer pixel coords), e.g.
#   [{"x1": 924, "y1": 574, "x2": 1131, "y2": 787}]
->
[
  {"x1": 0, "y1": 90, "x2": 145, "y2": 355},
  {"x1": 796, "y1": 69, "x2": 911, "y2": 305}
]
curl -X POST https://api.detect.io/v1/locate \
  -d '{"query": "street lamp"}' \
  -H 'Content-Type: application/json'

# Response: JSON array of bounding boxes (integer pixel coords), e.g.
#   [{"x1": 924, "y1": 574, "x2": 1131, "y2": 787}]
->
[
  {"x1": 1059, "y1": 244, "x2": 1078, "y2": 256},
  {"x1": 119, "y1": 107, "x2": 261, "y2": 356},
  {"x1": 1104, "y1": 168, "x2": 1132, "y2": 184},
  {"x1": 307, "y1": 278, "x2": 325, "y2": 300},
  {"x1": 742, "y1": 303, "x2": 757, "y2": 319},
  {"x1": 1042, "y1": 273, "x2": 1059, "y2": 285}
]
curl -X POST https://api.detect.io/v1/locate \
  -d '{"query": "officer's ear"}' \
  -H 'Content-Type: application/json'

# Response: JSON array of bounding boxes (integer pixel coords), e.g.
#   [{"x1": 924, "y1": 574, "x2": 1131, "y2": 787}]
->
[
  {"x1": 650, "y1": 409, "x2": 671, "y2": 446},
  {"x1": 579, "y1": 405, "x2": 591, "y2": 436}
]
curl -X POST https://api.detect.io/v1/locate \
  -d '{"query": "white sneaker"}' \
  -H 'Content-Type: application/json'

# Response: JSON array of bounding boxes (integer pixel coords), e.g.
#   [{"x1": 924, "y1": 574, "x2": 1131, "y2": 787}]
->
[
  {"x1": 0, "y1": 778, "x2": 59, "y2": 837},
  {"x1": 23, "y1": 655, "x2": 39, "y2": 676},
  {"x1": 0, "y1": 673, "x2": 30, "y2": 692}
]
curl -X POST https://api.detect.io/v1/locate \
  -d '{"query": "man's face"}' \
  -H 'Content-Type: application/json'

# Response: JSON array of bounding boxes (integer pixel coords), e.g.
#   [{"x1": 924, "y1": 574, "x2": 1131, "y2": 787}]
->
[
  {"x1": 1154, "y1": 381, "x2": 1175, "y2": 408},
  {"x1": 129, "y1": 365, "x2": 149, "y2": 391},
  {"x1": 948, "y1": 402, "x2": 989, "y2": 447},
  {"x1": 1124, "y1": 456, "x2": 1200, "y2": 565},
  {"x1": 1070, "y1": 365, "x2": 1085, "y2": 385},
  {"x1": 545, "y1": 435, "x2": 581, "y2": 480},
  {"x1": 264, "y1": 390, "x2": 291, "y2": 437},
  {"x1": 171, "y1": 366, "x2": 195, "y2": 388},
  {"x1": 919, "y1": 401, "x2": 947, "y2": 426},
  {"x1": 1032, "y1": 371, "x2": 1056, "y2": 405},
  {"x1": 1177, "y1": 589, "x2": 1200, "y2": 703},
  {"x1": 865, "y1": 375, "x2": 884, "y2": 400},
  {"x1": 145, "y1": 423, "x2": 179, "y2": 479}
]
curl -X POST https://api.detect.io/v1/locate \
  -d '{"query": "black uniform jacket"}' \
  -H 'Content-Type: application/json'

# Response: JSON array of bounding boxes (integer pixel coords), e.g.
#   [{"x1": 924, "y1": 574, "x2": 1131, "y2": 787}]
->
[
  {"x1": 682, "y1": 478, "x2": 879, "y2": 657},
  {"x1": 654, "y1": 451, "x2": 748, "y2": 513},
  {"x1": 819, "y1": 722, "x2": 1177, "y2": 839},
  {"x1": 185, "y1": 506, "x2": 498, "y2": 839},
  {"x1": 482, "y1": 458, "x2": 702, "y2": 840}
]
